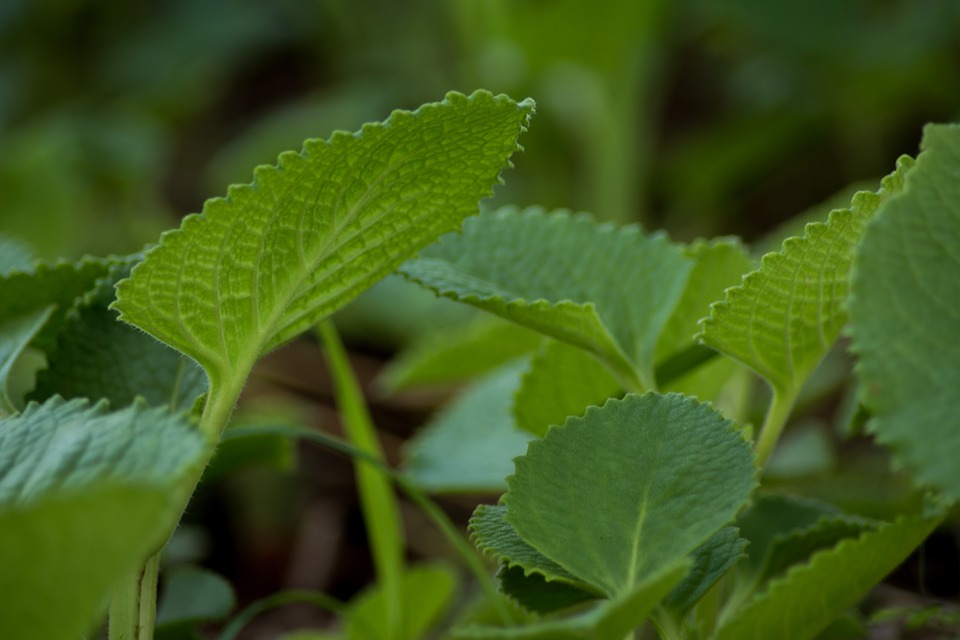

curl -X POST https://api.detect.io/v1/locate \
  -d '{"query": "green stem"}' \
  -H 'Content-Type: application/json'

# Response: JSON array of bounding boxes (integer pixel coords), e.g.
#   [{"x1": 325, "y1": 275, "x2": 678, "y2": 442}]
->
[
  {"x1": 109, "y1": 552, "x2": 160, "y2": 640},
  {"x1": 754, "y1": 387, "x2": 797, "y2": 470},
  {"x1": 318, "y1": 320, "x2": 405, "y2": 640},
  {"x1": 217, "y1": 590, "x2": 350, "y2": 640}
]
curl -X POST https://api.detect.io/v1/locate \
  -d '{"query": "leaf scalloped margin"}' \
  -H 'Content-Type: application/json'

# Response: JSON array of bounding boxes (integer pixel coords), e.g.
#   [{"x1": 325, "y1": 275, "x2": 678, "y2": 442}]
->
[
  {"x1": 112, "y1": 90, "x2": 535, "y2": 393},
  {"x1": 696, "y1": 155, "x2": 914, "y2": 395}
]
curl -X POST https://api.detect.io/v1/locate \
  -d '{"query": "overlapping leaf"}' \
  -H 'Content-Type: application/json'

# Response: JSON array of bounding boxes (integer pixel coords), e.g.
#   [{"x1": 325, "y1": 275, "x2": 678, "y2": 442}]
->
[
  {"x1": 113, "y1": 91, "x2": 534, "y2": 396},
  {"x1": 663, "y1": 527, "x2": 747, "y2": 619},
  {"x1": 698, "y1": 157, "x2": 913, "y2": 397},
  {"x1": 850, "y1": 124, "x2": 960, "y2": 500},
  {"x1": 401, "y1": 207, "x2": 693, "y2": 390}
]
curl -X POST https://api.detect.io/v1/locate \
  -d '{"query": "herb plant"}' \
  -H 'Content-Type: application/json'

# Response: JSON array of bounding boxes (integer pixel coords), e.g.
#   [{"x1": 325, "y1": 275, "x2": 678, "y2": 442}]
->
[{"x1": 0, "y1": 86, "x2": 957, "y2": 640}]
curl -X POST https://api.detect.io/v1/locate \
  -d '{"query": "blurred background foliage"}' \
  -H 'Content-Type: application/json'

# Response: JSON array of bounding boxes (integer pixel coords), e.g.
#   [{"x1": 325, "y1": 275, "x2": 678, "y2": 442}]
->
[{"x1": 3, "y1": 1, "x2": 960, "y2": 637}]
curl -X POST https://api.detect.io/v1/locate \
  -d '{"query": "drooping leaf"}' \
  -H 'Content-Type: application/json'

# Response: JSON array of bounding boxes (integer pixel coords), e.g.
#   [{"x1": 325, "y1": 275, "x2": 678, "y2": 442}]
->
[
  {"x1": 698, "y1": 157, "x2": 913, "y2": 397},
  {"x1": 156, "y1": 566, "x2": 236, "y2": 629},
  {"x1": 715, "y1": 510, "x2": 942, "y2": 640},
  {"x1": 513, "y1": 340, "x2": 620, "y2": 437},
  {"x1": 404, "y1": 362, "x2": 534, "y2": 493},
  {"x1": 454, "y1": 559, "x2": 690, "y2": 640},
  {"x1": 379, "y1": 315, "x2": 541, "y2": 393},
  {"x1": 0, "y1": 397, "x2": 210, "y2": 639},
  {"x1": 401, "y1": 207, "x2": 693, "y2": 390},
  {"x1": 662, "y1": 527, "x2": 747, "y2": 619},
  {"x1": 504, "y1": 393, "x2": 757, "y2": 598},
  {"x1": 496, "y1": 565, "x2": 599, "y2": 615},
  {"x1": 113, "y1": 91, "x2": 534, "y2": 398},
  {"x1": 849, "y1": 124, "x2": 960, "y2": 500},
  {"x1": 0, "y1": 233, "x2": 35, "y2": 274},
  {"x1": 31, "y1": 259, "x2": 208, "y2": 409}
]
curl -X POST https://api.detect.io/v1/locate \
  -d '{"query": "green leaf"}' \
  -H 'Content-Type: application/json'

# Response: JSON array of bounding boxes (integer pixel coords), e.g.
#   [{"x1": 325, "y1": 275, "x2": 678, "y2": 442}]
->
[
  {"x1": 0, "y1": 397, "x2": 210, "y2": 639},
  {"x1": 31, "y1": 260, "x2": 208, "y2": 409},
  {"x1": 157, "y1": 566, "x2": 236, "y2": 628},
  {"x1": 378, "y1": 315, "x2": 541, "y2": 393},
  {"x1": 454, "y1": 559, "x2": 690, "y2": 640},
  {"x1": 0, "y1": 233, "x2": 35, "y2": 274},
  {"x1": 513, "y1": 340, "x2": 620, "y2": 438},
  {"x1": 345, "y1": 563, "x2": 458, "y2": 640},
  {"x1": 404, "y1": 361, "x2": 535, "y2": 493},
  {"x1": 663, "y1": 527, "x2": 747, "y2": 619},
  {"x1": 715, "y1": 511, "x2": 942, "y2": 640},
  {"x1": 113, "y1": 91, "x2": 534, "y2": 399},
  {"x1": 496, "y1": 565, "x2": 599, "y2": 615},
  {"x1": 400, "y1": 207, "x2": 693, "y2": 390},
  {"x1": 0, "y1": 307, "x2": 52, "y2": 412},
  {"x1": 504, "y1": 393, "x2": 757, "y2": 598},
  {"x1": 850, "y1": 124, "x2": 960, "y2": 500},
  {"x1": 698, "y1": 157, "x2": 912, "y2": 397}
]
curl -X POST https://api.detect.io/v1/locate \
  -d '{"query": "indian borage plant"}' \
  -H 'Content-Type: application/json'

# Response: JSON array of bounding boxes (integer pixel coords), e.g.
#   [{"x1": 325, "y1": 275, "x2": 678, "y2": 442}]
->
[
  {"x1": 388, "y1": 124, "x2": 960, "y2": 638},
  {"x1": 0, "y1": 91, "x2": 534, "y2": 639}
]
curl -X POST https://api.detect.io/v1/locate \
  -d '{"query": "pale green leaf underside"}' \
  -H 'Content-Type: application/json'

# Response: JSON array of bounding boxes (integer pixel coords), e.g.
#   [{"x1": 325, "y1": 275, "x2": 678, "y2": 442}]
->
[
  {"x1": 401, "y1": 207, "x2": 693, "y2": 390},
  {"x1": 113, "y1": 91, "x2": 533, "y2": 390},
  {"x1": 403, "y1": 361, "x2": 534, "y2": 493},
  {"x1": 505, "y1": 393, "x2": 757, "y2": 598},
  {"x1": 454, "y1": 559, "x2": 690, "y2": 640},
  {"x1": 698, "y1": 157, "x2": 913, "y2": 395},
  {"x1": 716, "y1": 511, "x2": 941, "y2": 640},
  {"x1": 850, "y1": 124, "x2": 960, "y2": 501},
  {"x1": 0, "y1": 484, "x2": 174, "y2": 640},
  {"x1": 513, "y1": 340, "x2": 619, "y2": 437}
]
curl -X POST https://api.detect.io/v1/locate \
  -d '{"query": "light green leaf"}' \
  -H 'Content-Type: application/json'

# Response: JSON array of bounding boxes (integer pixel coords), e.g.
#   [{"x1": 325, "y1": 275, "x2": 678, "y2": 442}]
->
[
  {"x1": 157, "y1": 566, "x2": 236, "y2": 627},
  {"x1": 345, "y1": 563, "x2": 458, "y2": 640},
  {"x1": 404, "y1": 362, "x2": 534, "y2": 493},
  {"x1": 698, "y1": 157, "x2": 912, "y2": 397},
  {"x1": 401, "y1": 207, "x2": 693, "y2": 390},
  {"x1": 0, "y1": 307, "x2": 52, "y2": 412},
  {"x1": 454, "y1": 559, "x2": 690, "y2": 640},
  {"x1": 513, "y1": 340, "x2": 619, "y2": 437},
  {"x1": 504, "y1": 393, "x2": 757, "y2": 598},
  {"x1": 378, "y1": 315, "x2": 541, "y2": 393},
  {"x1": 850, "y1": 124, "x2": 960, "y2": 500},
  {"x1": 0, "y1": 233, "x2": 35, "y2": 274},
  {"x1": 663, "y1": 527, "x2": 747, "y2": 619},
  {"x1": 496, "y1": 565, "x2": 599, "y2": 615},
  {"x1": 31, "y1": 260, "x2": 208, "y2": 410},
  {"x1": 715, "y1": 511, "x2": 942, "y2": 640},
  {"x1": 113, "y1": 91, "x2": 534, "y2": 398}
]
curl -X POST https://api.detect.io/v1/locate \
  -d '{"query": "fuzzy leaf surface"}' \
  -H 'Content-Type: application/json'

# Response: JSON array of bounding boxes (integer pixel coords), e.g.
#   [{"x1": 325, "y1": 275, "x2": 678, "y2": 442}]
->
[
  {"x1": 698, "y1": 157, "x2": 912, "y2": 395},
  {"x1": 513, "y1": 340, "x2": 620, "y2": 437},
  {"x1": 716, "y1": 511, "x2": 941, "y2": 640},
  {"x1": 505, "y1": 393, "x2": 757, "y2": 597},
  {"x1": 401, "y1": 207, "x2": 692, "y2": 390},
  {"x1": 850, "y1": 124, "x2": 960, "y2": 500},
  {"x1": 113, "y1": 91, "x2": 533, "y2": 391},
  {"x1": 403, "y1": 362, "x2": 533, "y2": 493}
]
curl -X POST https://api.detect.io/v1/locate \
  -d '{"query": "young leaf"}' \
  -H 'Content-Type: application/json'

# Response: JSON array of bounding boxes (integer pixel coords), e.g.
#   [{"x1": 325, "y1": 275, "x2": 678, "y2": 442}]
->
[
  {"x1": 513, "y1": 340, "x2": 620, "y2": 437},
  {"x1": 113, "y1": 91, "x2": 534, "y2": 406},
  {"x1": 698, "y1": 157, "x2": 912, "y2": 397},
  {"x1": 850, "y1": 124, "x2": 960, "y2": 500},
  {"x1": 404, "y1": 361, "x2": 534, "y2": 493},
  {"x1": 715, "y1": 510, "x2": 942, "y2": 640},
  {"x1": 662, "y1": 527, "x2": 747, "y2": 619},
  {"x1": 400, "y1": 207, "x2": 693, "y2": 390},
  {"x1": 504, "y1": 393, "x2": 757, "y2": 598}
]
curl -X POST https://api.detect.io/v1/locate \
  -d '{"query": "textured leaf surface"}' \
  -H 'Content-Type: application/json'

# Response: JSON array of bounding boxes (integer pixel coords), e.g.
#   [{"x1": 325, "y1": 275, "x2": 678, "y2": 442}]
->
[
  {"x1": 850, "y1": 124, "x2": 960, "y2": 500},
  {"x1": 31, "y1": 260, "x2": 207, "y2": 409},
  {"x1": 496, "y1": 565, "x2": 599, "y2": 615},
  {"x1": 698, "y1": 157, "x2": 912, "y2": 395},
  {"x1": 401, "y1": 207, "x2": 692, "y2": 390},
  {"x1": 454, "y1": 559, "x2": 690, "y2": 640},
  {"x1": 504, "y1": 393, "x2": 757, "y2": 597},
  {"x1": 663, "y1": 527, "x2": 747, "y2": 619},
  {"x1": 378, "y1": 315, "x2": 541, "y2": 393},
  {"x1": 113, "y1": 91, "x2": 533, "y2": 393},
  {"x1": 716, "y1": 511, "x2": 941, "y2": 640},
  {"x1": 403, "y1": 362, "x2": 533, "y2": 493},
  {"x1": 513, "y1": 340, "x2": 619, "y2": 437}
]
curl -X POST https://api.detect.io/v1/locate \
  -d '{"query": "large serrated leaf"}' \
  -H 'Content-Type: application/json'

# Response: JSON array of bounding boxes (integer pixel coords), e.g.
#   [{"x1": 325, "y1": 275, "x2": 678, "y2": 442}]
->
[
  {"x1": 400, "y1": 207, "x2": 693, "y2": 390},
  {"x1": 403, "y1": 362, "x2": 534, "y2": 493},
  {"x1": 850, "y1": 124, "x2": 960, "y2": 500},
  {"x1": 698, "y1": 157, "x2": 912, "y2": 397},
  {"x1": 715, "y1": 511, "x2": 942, "y2": 640},
  {"x1": 504, "y1": 393, "x2": 757, "y2": 598},
  {"x1": 113, "y1": 91, "x2": 533, "y2": 394},
  {"x1": 513, "y1": 340, "x2": 619, "y2": 437}
]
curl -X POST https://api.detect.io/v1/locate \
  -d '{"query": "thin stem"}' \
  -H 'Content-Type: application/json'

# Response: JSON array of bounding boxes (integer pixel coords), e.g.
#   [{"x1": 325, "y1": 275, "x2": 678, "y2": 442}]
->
[
  {"x1": 217, "y1": 590, "x2": 350, "y2": 640},
  {"x1": 109, "y1": 552, "x2": 160, "y2": 640},
  {"x1": 754, "y1": 387, "x2": 798, "y2": 469}
]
